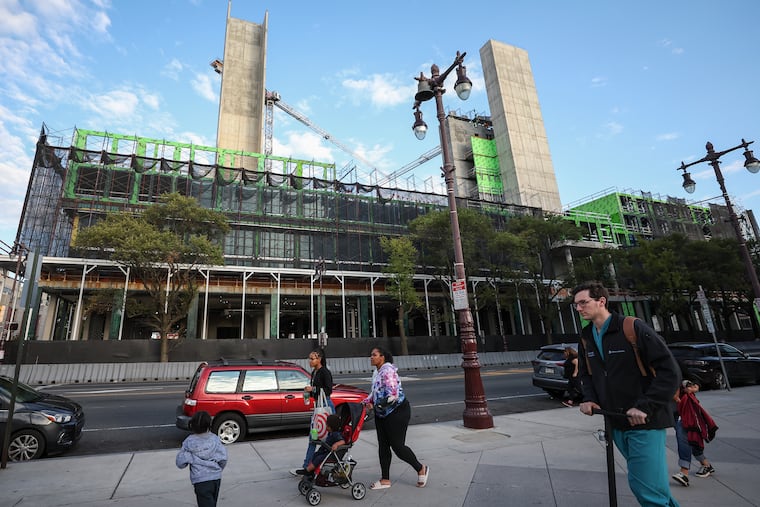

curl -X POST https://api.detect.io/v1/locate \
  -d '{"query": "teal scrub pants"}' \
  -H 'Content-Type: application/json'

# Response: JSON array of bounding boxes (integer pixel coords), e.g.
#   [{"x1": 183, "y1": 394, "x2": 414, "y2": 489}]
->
[{"x1": 612, "y1": 428, "x2": 680, "y2": 507}]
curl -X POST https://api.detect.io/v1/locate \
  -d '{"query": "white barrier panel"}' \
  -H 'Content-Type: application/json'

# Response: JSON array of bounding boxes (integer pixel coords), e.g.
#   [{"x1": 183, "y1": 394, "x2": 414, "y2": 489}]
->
[{"x1": 1, "y1": 351, "x2": 540, "y2": 385}]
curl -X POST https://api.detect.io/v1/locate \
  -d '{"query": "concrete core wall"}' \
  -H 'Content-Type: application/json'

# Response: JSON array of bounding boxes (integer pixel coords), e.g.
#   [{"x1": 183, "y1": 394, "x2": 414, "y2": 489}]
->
[{"x1": 480, "y1": 39, "x2": 562, "y2": 212}]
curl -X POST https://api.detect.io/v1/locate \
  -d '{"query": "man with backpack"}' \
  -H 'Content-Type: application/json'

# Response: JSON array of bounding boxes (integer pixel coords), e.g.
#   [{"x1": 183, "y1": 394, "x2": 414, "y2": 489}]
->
[{"x1": 573, "y1": 281, "x2": 681, "y2": 507}]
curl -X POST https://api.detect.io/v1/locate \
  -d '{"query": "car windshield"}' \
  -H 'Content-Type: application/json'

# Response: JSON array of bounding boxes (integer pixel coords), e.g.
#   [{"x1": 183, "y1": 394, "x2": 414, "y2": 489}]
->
[{"x1": 0, "y1": 377, "x2": 44, "y2": 403}]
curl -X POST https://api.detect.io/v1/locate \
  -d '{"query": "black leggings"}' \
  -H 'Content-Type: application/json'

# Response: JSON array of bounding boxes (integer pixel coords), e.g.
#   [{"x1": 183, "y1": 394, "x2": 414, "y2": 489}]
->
[{"x1": 374, "y1": 399, "x2": 423, "y2": 480}]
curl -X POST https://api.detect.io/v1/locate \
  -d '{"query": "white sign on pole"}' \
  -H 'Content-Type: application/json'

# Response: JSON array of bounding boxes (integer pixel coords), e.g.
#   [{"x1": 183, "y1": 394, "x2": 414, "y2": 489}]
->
[
  {"x1": 452, "y1": 279, "x2": 468, "y2": 310},
  {"x1": 696, "y1": 289, "x2": 715, "y2": 334}
]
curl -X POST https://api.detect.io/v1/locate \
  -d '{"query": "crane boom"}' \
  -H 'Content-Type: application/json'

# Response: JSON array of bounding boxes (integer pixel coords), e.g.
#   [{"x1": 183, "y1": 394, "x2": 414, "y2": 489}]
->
[
  {"x1": 376, "y1": 146, "x2": 442, "y2": 187},
  {"x1": 266, "y1": 90, "x2": 384, "y2": 182}
]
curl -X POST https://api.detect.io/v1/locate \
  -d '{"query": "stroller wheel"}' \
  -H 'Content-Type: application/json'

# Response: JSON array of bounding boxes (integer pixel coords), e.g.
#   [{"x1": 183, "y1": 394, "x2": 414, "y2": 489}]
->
[
  {"x1": 307, "y1": 489, "x2": 321, "y2": 506},
  {"x1": 351, "y1": 482, "x2": 366, "y2": 500},
  {"x1": 298, "y1": 478, "x2": 311, "y2": 496}
]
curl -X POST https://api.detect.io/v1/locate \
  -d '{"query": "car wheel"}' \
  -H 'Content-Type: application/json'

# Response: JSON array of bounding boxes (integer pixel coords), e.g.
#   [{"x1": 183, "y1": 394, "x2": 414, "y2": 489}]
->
[
  {"x1": 9, "y1": 429, "x2": 46, "y2": 461},
  {"x1": 712, "y1": 371, "x2": 727, "y2": 390},
  {"x1": 212, "y1": 413, "x2": 245, "y2": 444}
]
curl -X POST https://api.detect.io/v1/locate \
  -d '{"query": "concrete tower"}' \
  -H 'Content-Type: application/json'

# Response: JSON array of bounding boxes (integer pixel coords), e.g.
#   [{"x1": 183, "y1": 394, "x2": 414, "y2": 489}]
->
[
  {"x1": 215, "y1": 8, "x2": 268, "y2": 167},
  {"x1": 480, "y1": 40, "x2": 562, "y2": 212}
]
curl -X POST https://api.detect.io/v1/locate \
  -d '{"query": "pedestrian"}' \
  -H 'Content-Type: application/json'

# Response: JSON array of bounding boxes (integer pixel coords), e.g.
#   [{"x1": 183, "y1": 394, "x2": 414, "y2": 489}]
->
[
  {"x1": 302, "y1": 414, "x2": 346, "y2": 477},
  {"x1": 176, "y1": 410, "x2": 228, "y2": 507},
  {"x1": 672, "y1": 380, "x2": 718, "y2": 487},
  {"x1": 561, "y1": 346, "x2": 582, "y2": 407},
  {"x1": 291, "y1": 347, "x2": 334, "y2": 476},
  {"x1": 573, "y1": 281, "x2": 681, "y2": 507},
  {"x1": 362, "y1": 346, "x2": 429, "y2": 490}
]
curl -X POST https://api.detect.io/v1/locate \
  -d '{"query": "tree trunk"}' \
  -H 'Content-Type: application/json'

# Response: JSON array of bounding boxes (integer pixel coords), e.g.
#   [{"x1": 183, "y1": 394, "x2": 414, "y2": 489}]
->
[{"x1": 398, "y1": 306, "x2": 409, "y2": 356}]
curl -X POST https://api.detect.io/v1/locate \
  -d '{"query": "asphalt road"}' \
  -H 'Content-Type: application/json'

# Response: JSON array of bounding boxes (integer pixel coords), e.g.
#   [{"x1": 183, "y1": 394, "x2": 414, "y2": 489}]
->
[{"x1": 41, "y1": 365, "x2": 559, "y2": 458}]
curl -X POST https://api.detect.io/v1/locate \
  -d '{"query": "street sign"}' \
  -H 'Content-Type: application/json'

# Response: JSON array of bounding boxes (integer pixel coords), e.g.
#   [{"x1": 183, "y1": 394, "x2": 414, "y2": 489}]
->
[
  {"x1": 696, "y1": 289, "x2": 715, "y2": 334},
  {"x1": 452, "y1": 279, "x2": 468, "y2": 310}
]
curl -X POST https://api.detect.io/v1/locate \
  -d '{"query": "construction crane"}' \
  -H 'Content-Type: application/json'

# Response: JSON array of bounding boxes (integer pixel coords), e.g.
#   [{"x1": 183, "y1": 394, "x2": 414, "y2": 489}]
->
[
  {"x1": 265, "y1": 90, "x2": 385, "y2": 182},
  {"x1": 211, "y1": 60, "x2": 442, "y2": 188},
  {"x1": 375, "y1": 146, "x2": 442, "y2": 187}
]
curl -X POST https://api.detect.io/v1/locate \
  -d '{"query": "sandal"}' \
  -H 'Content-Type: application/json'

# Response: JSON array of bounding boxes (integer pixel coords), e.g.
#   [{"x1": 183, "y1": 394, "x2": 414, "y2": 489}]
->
[
  {"x1": 417, "y1": 465, "x2": 430, "y2": 488},
  {"x1": 370, "y1": 480, "x2": 391, "y2": 490}
]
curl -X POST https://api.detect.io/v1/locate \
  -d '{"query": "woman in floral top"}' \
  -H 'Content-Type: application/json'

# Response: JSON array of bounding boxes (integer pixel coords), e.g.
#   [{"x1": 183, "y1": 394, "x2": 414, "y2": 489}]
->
[{"x1": 362, "y1": 346, "x2": 429, "y2": 490}]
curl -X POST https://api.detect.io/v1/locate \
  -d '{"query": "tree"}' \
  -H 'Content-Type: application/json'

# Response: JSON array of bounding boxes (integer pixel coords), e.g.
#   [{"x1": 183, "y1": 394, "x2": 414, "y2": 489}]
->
[
  {"x1": 504, "y1": 215, "x2": 584, "y2": 344},
  {"x1": 408, "y1": 208, "x2": 499, "y2": 335},
  {"x1": 74, "y1": 193, "x2": 229, "y2": 361},
  {"x1": 380, "y1": 236, "x2": 422, "y2": 355}
]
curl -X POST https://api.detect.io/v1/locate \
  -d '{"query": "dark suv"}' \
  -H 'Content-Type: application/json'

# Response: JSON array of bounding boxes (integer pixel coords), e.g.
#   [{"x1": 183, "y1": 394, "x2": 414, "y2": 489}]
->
[
  {"x1": 176, "y1": 359, "x2": 368, "y2": 444},
  {"x1": 531, "y1": 343, "x2": 577, "y2": 398},
  {"x1": 0, "y1": 375, "x2": 85, "y2": 461},
  {"x1": 668, "y1": 342, "x2": 760, "y2": 389}
]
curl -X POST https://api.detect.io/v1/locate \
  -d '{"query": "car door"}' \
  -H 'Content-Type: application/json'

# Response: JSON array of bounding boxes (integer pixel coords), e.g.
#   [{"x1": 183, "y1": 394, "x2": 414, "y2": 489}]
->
[
  {"x1": 276, "y1": 368, "x2": 312, "y2": 426},
  {"x1": 719, "y1": 344, "x2": 752, "y2": 383},
  {"x1": 240, "y1": 369, "x2": 281, "y2": 429}
]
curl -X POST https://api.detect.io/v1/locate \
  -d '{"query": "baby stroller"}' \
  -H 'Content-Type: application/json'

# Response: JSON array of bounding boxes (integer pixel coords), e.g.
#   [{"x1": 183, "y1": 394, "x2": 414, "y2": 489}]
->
[{"x1": 298, "y1": 402, "x2": 367, "y2": 505}]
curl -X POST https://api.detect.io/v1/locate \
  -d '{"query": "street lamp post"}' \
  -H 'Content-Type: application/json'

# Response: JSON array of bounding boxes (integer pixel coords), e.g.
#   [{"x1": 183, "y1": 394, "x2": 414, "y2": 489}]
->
[
  {"x1": 677, "y1": 139, "x2": 760, "y2": 321},
  {"x1": 412, "y1": 51, "x2": 493, "y2": 429}
]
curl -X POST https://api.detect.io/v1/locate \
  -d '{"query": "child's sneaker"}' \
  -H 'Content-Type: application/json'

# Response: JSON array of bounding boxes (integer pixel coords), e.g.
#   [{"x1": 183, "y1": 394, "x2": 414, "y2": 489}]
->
[
  {"x1": 672, "y1": 472, "x2": 689, "y2": 487},
  {"x1": 695, "y1": 465, "x2": 715, "y2": 478}
]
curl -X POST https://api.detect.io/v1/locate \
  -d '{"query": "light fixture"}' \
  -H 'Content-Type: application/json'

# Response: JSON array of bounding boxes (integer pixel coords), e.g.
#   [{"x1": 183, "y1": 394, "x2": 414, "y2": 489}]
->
[
  {"x1": 454, "y1": 63, "x2": 472, "y2": 100},
  {"x1": 743, "y1": 147, "x2": 760, "y2": 174},
  {"x1": 412, "y1": 105, "x2": 427, "y2": 140},
  {"x1": 414, "y1": 72, "x2": 434, "y2": 102},
  {"x1": 680, "y1": 168, "x2": 696, "y2": 194}
]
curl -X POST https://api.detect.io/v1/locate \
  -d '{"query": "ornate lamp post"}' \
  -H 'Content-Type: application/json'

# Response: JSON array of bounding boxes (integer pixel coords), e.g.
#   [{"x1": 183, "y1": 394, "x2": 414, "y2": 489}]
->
[
  {"x1": 677, "y1": 139, "x2": 760, "y2": 321},
  {"x1": 412, "y1": 51, "x2": 493, "y2": 429}
]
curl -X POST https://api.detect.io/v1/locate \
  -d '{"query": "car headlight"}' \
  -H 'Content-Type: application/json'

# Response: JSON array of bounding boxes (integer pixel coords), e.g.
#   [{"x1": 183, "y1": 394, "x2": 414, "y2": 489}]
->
[{"x1": 40, "y1": 410, "x2": 72, "y2": 424}]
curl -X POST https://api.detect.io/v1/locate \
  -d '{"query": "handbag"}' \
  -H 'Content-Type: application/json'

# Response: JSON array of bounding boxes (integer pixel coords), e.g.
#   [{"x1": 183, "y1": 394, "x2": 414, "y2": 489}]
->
[{"x1": 310, "y1": 389, "x2": 334, "y2": 440}]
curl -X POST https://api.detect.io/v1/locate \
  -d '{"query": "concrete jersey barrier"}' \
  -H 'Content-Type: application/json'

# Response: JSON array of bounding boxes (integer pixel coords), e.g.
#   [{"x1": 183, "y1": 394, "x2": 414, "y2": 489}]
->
[{"x1": 0, "y1": 350, "x2": 538, "y2": 385}]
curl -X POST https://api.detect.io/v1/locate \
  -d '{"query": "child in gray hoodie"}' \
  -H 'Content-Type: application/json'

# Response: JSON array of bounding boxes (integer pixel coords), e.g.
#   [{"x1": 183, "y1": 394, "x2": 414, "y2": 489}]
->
[{"x1": 176, "y1": 411, "x2": 228, "y2": 507}]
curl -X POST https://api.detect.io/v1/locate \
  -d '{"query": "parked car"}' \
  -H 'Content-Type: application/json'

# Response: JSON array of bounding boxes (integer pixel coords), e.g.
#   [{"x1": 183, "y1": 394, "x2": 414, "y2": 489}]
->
[
  {"x1": 176, "y1": 359, "x2": 368, "y2": 444},
  {"x1": 668, "y1": 342, "x2": 760, "y2": 389},
  {"x1": 531, "y1": 343, "x2": 577, "y2": 399},
  {"x1": 0, "y1": 375, "x2": 85, "y2": 461}
]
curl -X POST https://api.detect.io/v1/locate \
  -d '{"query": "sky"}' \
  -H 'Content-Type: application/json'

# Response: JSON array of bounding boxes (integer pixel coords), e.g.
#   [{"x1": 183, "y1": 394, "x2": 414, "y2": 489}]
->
[{"x1": 2, "y1": 0, "x2": 760, "y2": 249}]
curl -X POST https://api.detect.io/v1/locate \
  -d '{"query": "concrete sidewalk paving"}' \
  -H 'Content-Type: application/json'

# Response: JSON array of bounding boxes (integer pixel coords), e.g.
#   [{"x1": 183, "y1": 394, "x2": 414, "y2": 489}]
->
[{"x1": 2, "y1": 386, "x2": 759, "y2": 506}]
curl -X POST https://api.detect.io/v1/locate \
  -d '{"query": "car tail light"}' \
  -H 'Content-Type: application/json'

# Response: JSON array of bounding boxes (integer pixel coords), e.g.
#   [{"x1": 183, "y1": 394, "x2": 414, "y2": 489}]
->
[{"x1": 554, "y1": 361, "x2": 565, "y2": 366}]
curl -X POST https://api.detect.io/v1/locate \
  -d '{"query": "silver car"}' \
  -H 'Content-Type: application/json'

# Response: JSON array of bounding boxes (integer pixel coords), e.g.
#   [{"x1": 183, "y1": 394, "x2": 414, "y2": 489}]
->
[{"x1": 531, "y1": 343, "x2": 578, "y2": 398}]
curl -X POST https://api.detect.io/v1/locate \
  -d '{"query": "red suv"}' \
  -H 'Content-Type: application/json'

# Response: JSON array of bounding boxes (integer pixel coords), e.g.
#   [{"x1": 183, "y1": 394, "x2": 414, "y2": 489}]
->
[{"x1": 175, "y1": 359, "x2": 367, "y2": 444}]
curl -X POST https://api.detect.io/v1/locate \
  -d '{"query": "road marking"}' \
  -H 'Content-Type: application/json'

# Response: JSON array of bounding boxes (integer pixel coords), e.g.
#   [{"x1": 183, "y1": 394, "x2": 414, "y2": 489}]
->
[
  {"x1": 414, "y1": 392, "x2": 545, "y2": 408},
  {"x1": 83, "y1": 423, "x2": 177, "y2": 432}
]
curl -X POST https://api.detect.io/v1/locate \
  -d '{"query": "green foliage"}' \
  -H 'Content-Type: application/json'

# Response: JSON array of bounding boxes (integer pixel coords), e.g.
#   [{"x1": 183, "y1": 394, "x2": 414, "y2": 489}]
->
[
  {"x1": 380, "y1": 236, "x2": 421, "y2": 355},
  {"x1": 74, "y1": 193, "x2": 229, "y2": 360}
]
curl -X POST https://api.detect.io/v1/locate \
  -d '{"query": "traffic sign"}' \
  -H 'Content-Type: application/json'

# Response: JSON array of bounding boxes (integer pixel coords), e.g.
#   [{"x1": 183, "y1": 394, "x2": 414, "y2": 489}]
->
[{"x1": 452, "y1": 279, "x2": 468, "y2": 310}]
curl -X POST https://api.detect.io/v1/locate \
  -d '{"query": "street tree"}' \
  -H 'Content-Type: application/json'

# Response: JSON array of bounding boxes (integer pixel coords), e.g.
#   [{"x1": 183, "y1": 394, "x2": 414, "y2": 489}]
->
[
  {"x1": 504, "y1": 214, "x2": 584, "y2": 344},
  {"x1": 74, "y1": 193, "x2": 229, "y2": 361},
  {"x1": 380, "y1": 236, "x2": 422, "y2": 355}
]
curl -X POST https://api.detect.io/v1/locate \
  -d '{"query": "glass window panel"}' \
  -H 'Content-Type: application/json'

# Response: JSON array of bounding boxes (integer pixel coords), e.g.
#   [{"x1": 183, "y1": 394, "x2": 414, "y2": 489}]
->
[
  {"x1": 205, "y1": 370, "x2": 240, "y2": 393},
  {"x1": 276, "y1": 369, "x2": 309, "y2": 391},
  {"x1": 242, "y1": 369, "x2": 277, "y2": 392}
]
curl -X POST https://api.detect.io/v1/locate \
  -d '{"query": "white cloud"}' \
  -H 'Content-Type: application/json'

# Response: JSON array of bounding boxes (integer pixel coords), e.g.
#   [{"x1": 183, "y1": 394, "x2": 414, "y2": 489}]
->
[
  {"x1": 274, "y1": 131, "x2": 335, "y2": 163},
  {"x1": 142, "y1": 92, "x2": 160, "y2": 110},
  {"x1": 603, "y1": 121, "x2": 623, "y2": 136},
  {"x1": 0, "y1": 1, "x2": 37, "y2": 37},
  {"x1": 87, "y1": 89, "x2": 139, "y2": 119},
  {"x1": 91, "y1": 11, "x2": 111, "y2": 33},
  {"x1": 591, "y1": 76, "x2": 607, "y2": 87},
  {"x1": 191, "y1": 73, "x2": 217, "y2": 102},
  {"x1": 342, "y1": 74, "x2": 415, "y2": 108},
  {"x1": 657, "y1": 132, "x2": 679, "y2": 141},
  {"x1": 162, "y1": 58, "x2": 184, "y2": 80}
]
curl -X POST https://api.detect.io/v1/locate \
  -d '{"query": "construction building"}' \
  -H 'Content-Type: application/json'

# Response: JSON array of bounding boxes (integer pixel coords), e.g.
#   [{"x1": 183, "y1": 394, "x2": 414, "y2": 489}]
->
[{"x1": 4, "y1": 11, "x2": 754, "y2": 348}]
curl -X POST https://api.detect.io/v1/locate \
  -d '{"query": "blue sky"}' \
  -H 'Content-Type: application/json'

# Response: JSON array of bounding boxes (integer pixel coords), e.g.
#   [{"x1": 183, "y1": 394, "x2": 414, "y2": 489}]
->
[{"x1": 2, "y1": 0, "x2": 760, "y2": 249}]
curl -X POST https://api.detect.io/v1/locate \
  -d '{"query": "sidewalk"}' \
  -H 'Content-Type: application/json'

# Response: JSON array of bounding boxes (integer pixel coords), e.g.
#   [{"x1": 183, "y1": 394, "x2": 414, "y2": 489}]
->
[{"x1": 2, "y1": 386, "x2": 759, "y2": 507}]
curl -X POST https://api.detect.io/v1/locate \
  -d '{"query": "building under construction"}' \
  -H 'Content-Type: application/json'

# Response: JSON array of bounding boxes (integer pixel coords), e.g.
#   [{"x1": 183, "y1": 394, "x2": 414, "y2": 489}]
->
[{"x1": 5, "y1": 11, "x2": 754, "y2": 349}]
